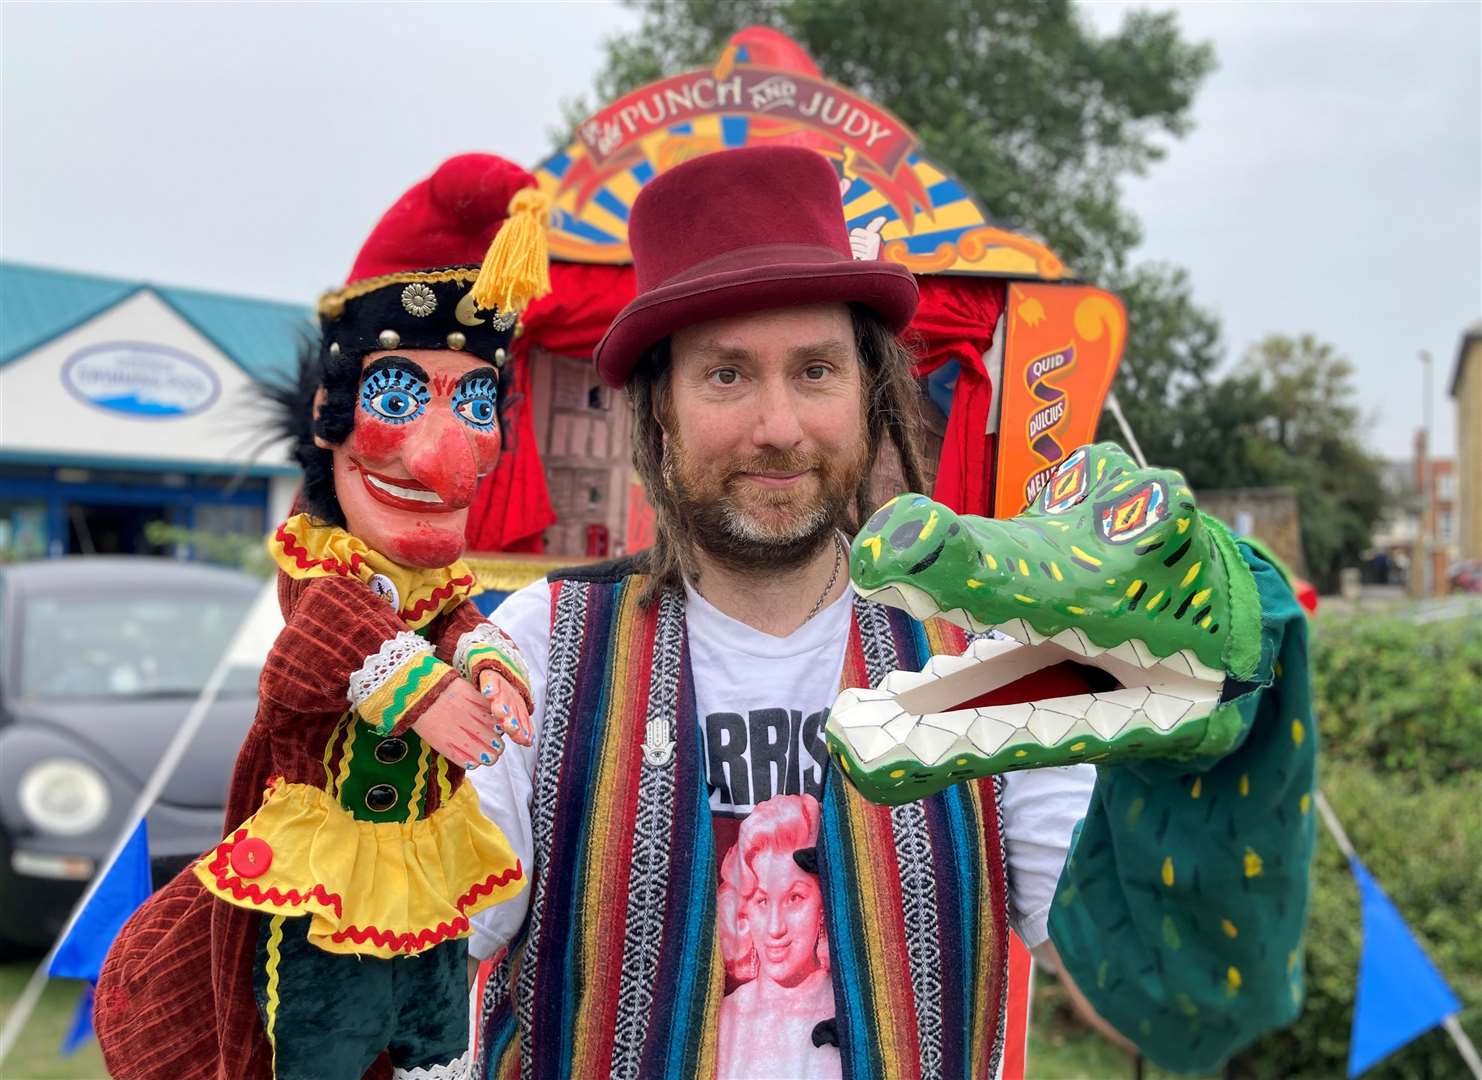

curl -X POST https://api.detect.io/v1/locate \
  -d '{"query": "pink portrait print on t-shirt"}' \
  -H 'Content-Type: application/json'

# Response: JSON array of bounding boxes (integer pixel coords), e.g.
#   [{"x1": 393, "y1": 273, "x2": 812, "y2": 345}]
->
[{"x1": 715, "y1": 794, "x2": 841, "y2": 1080}]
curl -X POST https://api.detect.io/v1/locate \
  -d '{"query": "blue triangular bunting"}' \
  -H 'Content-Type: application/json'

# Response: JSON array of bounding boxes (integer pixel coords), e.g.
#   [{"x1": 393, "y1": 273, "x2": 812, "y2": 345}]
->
[
  {"x1": 49, "y1": 819, "x2": 152, "y2": 982},
  {"x1": 1348, "y1": 855, "x2": 1461, "y2": 1076}
]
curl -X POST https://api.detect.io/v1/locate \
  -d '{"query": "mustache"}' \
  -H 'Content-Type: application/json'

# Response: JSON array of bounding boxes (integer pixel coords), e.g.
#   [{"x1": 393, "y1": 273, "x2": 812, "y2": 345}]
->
[{"x1": 723, "y1": 451, "x2": 819, "y2": 479}]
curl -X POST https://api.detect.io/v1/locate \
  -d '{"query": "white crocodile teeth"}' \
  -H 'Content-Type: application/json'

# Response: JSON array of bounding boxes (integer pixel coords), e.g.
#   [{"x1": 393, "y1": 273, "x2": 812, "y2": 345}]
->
[
  {"x1": 1051, "y1": 628, "x2": 1092, "y2": 656},
  {"x1": 1160, "y1": 650, "x2": 1194, "y2": 676},
  {"x1": 879, "y1": 668, "x2": 933, "y2": 694},
  {"x1": 1086, "y1": 699, "x2": 1134, "y2": 740},
  {"x1": 883, "y1": 712, "x2": 918, "y2": 743},
  {"x1": 995, "y1": 618, "x2": 1032, "y2": 645},
  {"x1": 1095, "y1": 687, "x2": 1151, "y2": 711},
  {"x1": 1107, "y1": 640, "x2": 1158, "y2": 669},
  {"x1": 978, "y1": 703, "x2": 1034, "y2": 729},
  {"x1": 919, "y1": 710, "x2": 975, "y2": 738},
  {"x1": 832, "y1": 698, "x2": 900, "y2": 730},
  {"x1": 841, "y1": 724, "x2": 897, "y2": 763},
  {"x1": 1130, "y1": 639, "x2": 1158, "y2": 667},
  {"x1": 906, "y1": 722, "x2": 958, "y2": 766},
  {"x1": 1028, "y1": 708, "x2": 1078, "y2": 746},
  {"x1": 968, "y1": 715, "x2": 1017, "y2": 755},
  {"x1": 1142, "y1": 693, "x2": 1194, "y2": 732},
  {"x1": 1181, "y1": 649, "x2": 1226, "y2": 684}
]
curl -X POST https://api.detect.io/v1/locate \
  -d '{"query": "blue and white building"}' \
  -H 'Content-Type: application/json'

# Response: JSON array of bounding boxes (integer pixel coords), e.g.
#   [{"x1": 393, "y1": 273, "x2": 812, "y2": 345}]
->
[{"x1": 1, "y1": 263, "x2": 312, "y2": 559}]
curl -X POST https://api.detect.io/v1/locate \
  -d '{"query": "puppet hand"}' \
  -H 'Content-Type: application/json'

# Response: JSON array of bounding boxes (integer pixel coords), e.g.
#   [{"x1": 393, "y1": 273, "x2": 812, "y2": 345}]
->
[
  {"x1": 849, "y1": 216, "x2": 887, "y2": 260},
  {"x1": 478, "y1": 670, "x2": 533, "y2": 748},
  {"x1": 410, "y1": 679, "x2": 505, "y2": 770}
]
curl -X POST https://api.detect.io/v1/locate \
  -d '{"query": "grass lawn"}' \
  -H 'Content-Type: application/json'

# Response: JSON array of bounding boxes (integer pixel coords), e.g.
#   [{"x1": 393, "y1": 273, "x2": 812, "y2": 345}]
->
[
  {"x1": 2, "y1": 956, "x2": 1213, "y2": 1079},
  {"x1": 0, "y1": 962, "x2": 106, "y2": 1079}
]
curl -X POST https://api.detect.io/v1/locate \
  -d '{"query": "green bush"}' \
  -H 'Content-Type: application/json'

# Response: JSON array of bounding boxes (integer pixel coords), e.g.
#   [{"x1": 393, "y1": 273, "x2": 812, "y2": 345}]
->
[
  {"x1": 1232, "y1": 610, "x2": 1482, "y2": 1079},
  {"x1": 1310, "y1": 610, "x2": 1482, "y2": 783}
]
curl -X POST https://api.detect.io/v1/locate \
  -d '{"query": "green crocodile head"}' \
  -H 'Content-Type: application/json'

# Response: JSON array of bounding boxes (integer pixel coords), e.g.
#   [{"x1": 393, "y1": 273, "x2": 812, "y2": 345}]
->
[{"x1": 827, "y1": 442, "x2": 1260, "y2": 804}]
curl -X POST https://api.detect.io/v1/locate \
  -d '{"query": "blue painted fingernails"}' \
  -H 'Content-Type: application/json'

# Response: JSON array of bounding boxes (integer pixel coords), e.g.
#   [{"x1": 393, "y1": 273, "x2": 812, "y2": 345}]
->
[
  {"x1": 465, "y1": 760, "x2": 477, "y2": 770},
  {"x1": 502, "y1": 704, "x2": 511, "y2": 715},
  {"x1": 480, "y1": 752, "x2": 494, "y2": 765},
  {"x1": 483, "y1": 686, "x2": 494, "y2": 697}
]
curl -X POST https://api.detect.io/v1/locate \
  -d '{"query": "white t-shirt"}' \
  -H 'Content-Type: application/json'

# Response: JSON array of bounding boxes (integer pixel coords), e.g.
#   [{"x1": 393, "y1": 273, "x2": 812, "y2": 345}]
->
[{"x1": 470, "y1": 578, "x2": 1094, "y2": 1079}]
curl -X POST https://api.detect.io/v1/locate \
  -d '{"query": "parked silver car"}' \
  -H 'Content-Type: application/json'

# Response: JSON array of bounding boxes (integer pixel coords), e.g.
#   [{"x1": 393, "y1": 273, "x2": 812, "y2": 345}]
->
[{"x1": 0, "y1": 557, "x2": 260, "y2": 952}]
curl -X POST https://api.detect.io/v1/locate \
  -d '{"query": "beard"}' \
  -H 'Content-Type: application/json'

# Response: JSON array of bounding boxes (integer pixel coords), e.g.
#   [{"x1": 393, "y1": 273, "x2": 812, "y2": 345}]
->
[{"x1": 664, "y1": 434, "x2": 869, "y2": 572}]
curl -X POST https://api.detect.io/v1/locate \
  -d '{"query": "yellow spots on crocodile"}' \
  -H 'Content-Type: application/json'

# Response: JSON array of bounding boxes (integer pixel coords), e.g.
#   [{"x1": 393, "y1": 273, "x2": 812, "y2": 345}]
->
[
  {"x1": 918, "y1": 510, "x2": 940, "y2": 541},
  {"x1": 1176, "y1": 517, "x2": 1191, "y2": 535},
  {"x1": 1049, "y1": 561, "x2": 1064, "y2": 582},
  {"x1": 1239, "y1": 773, "x2": 1250, "y2": 797},
  {"x1": 1190, "y1": 777, "x2": 1202, "y2": 799},
  {"x1": 984, "y1": 553, "x2": 998, "y2": 571},
  {"x1": 1070, "y1": 741, "x2": 1086, "y2": 751},
  {"x1": 1106, "y1": 578, "x2": 1117, "y2": 586},
  {"x1": 1110, "y1": 477, "x2": 1136, "y2": 494},
  {"x1": 861, "y1": 536, "x2": 883, "y2": 561},
  {"x1": 1226, "y1": 967, "x2": 1243, "y2": 995},
  {"x1": 1067, "y1": 605, "x2": 1087, "y2": 615},
  {"x1": 1014, "y1": 594, "x2": 1037, "y2": 605},
  {"x1": 1191, "y1": 588, "x2": 1212, "y2": 608},
  {"x1": 966, "y1": 578, "x2": 983, "y2": 589},
  {"x1": 1222, "y1": 919, "x2": 1239, "y2": 939},
  {"x1": 955, "y1": 757, "x2": 969, "y2": 767},
  {"x1": 1181, "y1": 562, "x2": 1203, "y2": 588},
  {"x1": 1292, "y1": 718, "x2": 1305, "y2": 745},
  {"x1": 1146, "y1": 589, "x2": 1166, "y2": 611},
  {"x1": 1244, "y1": 848, "x2": 1264, "y2": 878},
  {"x1": 1200, "y1": 616, "x2": 1213, "y2": 629},
  {"x1": 1017, "y1": 558, "x2": 1030, "y2": 576},
  {"x1": 1070, "y1": 544, "x2": 1103, "y2": 569},
  {"x1": 1096, "y1": 458, "x2": 1107, "y2": 481},
  {"x1": 1300, "y1": 793, "x2": 1312, "y2": 815},
  {"x1": 1161, "y1": 856, "x2": 1175, "y2": 887},
  {"x1": 889, "y1": 768, "x2": 906, "y2": 779},
  {"x1": 1015, "y1": 749, "x2": 1029, "y2": 758},
  {"x1": 1125, "y1": 579, "x2": 1144, "y2": 599}
]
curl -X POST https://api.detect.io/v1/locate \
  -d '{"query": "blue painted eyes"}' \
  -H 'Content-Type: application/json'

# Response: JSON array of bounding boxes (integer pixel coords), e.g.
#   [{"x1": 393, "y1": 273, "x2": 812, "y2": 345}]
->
[
  {"x1": 358, "y1": 367, "x2": 497, "y2": 430},
  {"x1": 360, "y1": 367, "x2": 429, "y2": 425},
  {"x1": 451, "y1": 377, "x2": 498, "y2": 432}
]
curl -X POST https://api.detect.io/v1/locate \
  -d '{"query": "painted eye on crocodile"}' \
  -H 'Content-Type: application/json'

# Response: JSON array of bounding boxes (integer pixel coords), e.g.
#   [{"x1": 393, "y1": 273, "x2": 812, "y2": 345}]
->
[
  {"x1": 1096, "y1": 480, "x2": 1169, "y2": 543},
  {"x1": 1042, "y1": 446, "x2": 1090, "y2": 514}
]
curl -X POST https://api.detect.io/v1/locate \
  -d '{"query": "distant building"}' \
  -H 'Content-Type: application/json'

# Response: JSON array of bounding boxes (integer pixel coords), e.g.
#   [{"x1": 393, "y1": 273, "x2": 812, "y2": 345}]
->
[
  {"x1": 1195, "y1": 487, "x2": 1306, "y2": 579},
  {"x1": 1450, "y1": 320, "x2": 1482, "y2": 566},
  {"x1": 0, "y1": 263, "x2": 308, "y2": 560},
  {"x1": 1367, "y1": 460, "x2": 1422, "y2": 586}
]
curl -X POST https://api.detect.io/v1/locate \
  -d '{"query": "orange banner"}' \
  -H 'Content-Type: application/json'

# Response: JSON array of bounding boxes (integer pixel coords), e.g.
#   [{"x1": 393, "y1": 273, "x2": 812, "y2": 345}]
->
[{"x1": 993, "y1": 283, "x2": 1126, "y2": 518}]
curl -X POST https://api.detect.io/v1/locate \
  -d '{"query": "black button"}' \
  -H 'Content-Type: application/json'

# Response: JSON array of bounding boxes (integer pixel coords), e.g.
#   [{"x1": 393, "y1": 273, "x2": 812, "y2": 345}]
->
[
  {"x1": 365, "y1": 784, "x2": 399, "y2": 813},
  {"x1": 374, "y1": 737, "x2": 408, "y2": 765}
]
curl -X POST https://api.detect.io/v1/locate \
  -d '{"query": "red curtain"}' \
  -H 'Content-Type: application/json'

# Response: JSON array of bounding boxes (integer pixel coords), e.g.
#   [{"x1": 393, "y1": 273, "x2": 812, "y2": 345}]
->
[
  {"x1": 909, "y1": 276, "x2": 1006, "y2": 516},
  {"x1": 466, "y1": 263, "x2": 1005, "y2": 549}
]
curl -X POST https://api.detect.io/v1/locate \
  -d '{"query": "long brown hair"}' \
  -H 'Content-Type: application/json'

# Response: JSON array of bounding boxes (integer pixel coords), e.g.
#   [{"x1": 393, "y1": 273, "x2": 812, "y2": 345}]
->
[{"x1": 625, "y1": 304, "x2": 927, "y2": 606}]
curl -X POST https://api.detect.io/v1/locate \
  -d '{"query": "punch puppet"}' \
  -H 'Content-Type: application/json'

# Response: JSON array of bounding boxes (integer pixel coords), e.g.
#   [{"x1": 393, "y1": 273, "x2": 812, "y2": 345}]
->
[{"x1": 95, "y1": 154, "x2": 551, "y2": 1080}]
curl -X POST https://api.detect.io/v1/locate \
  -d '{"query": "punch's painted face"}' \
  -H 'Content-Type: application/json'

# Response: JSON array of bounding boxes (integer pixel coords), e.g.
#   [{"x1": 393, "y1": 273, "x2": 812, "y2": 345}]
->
[{"x1": 327, "y1": 348, "x2": 501, "y2": 568}]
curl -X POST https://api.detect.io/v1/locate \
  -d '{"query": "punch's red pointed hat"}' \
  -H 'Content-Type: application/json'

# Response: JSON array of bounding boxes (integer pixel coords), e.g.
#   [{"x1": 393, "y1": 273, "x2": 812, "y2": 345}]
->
[
  {"x1": 317, "y1": 153, "x2": 552, "y2": 365},
  {"x1": 593, "y1": 146, "x2": 919, "y2": 387}
]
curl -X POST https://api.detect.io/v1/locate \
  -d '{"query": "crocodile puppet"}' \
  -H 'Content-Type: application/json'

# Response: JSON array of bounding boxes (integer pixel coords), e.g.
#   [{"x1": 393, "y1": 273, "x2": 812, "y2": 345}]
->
[{"x1": 827, "y1": 442, "x2": 1318, "y2": 1072}]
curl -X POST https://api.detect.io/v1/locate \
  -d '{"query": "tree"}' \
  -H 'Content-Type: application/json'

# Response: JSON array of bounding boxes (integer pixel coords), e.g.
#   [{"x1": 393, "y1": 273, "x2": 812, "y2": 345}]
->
[
  {"x1": 565, "y1": 0, "x2": 1216, "y2": 280},
  {"x1": 1234, "y1": 334, "x2": 1387, "y2": 590}
]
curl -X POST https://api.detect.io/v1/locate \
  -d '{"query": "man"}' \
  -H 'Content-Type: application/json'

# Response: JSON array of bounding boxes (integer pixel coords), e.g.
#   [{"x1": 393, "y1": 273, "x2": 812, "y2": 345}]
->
[{"x1": 469, "y1": 146, "x2": 1314, "y2": 1079}]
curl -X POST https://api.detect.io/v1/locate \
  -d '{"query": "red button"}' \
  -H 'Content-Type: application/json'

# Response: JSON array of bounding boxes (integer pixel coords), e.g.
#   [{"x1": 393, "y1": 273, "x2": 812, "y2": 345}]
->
[{"x1": 231, "y1": 837, "x2": 273, "y2": 878}]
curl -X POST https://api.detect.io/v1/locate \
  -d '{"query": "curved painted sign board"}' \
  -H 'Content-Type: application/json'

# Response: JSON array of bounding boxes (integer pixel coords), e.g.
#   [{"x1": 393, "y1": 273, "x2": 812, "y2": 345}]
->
[
  {"x1": 536, "y1": 58, "x2": 1067, "y2": 281},
  {"x1": 62, "y1": 341, "x2": 221, "y2": 419}
]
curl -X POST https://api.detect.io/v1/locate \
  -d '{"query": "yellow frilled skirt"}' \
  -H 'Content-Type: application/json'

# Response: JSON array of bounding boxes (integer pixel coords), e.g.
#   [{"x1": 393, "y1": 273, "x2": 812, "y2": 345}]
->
[{"x1": 193, "y1": 778, "x2": 525, "y2": 959}]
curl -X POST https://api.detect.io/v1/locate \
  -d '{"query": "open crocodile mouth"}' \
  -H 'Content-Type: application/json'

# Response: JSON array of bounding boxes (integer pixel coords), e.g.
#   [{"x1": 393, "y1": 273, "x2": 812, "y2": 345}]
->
[{"x1": 827, "y1": 579, "x2": 1227, "y2": 799}]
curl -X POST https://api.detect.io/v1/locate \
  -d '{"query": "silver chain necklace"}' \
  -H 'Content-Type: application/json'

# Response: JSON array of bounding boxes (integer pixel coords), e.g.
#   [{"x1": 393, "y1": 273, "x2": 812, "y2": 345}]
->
[{"x1": 802, "y1": 530, "x2": 849, "y2": 624}]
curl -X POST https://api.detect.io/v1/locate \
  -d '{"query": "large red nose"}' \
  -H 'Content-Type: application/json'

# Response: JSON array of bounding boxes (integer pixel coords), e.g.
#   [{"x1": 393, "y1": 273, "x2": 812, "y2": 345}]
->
[{"x1": 406, "y1": 417, "x2": 478, "y2": 508}]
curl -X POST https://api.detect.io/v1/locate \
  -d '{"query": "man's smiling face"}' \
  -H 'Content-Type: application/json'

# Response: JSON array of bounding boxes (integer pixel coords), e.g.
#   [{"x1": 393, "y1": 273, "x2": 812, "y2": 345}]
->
[
  {"x1": 328, "y1": 348, "x2": 502, "y2": 568},
  {"x1": 663, "y1": 303, "x2": 870, "y2": 569}
]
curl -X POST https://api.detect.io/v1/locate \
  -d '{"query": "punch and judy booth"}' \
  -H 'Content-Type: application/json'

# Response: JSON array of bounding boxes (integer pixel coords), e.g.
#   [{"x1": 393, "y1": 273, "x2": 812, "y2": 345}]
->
[{"x1": 465, "y1": 26, "x2": 1128, "y2": 610}]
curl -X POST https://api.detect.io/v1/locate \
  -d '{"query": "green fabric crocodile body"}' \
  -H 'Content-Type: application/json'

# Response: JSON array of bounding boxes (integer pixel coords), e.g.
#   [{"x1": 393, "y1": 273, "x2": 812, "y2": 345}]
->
[{"x1": 825, "y1": 442, "x2": 1318, "y2": 1073}]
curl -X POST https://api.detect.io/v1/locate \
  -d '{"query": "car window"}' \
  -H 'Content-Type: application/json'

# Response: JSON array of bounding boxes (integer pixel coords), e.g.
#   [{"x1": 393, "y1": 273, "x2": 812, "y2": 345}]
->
[{"x1": 18, "y1": 591, "x2": 257, "y2": 701}]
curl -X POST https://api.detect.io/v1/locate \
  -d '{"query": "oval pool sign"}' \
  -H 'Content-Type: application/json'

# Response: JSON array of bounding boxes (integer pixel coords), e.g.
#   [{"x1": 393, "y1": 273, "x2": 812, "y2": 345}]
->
[{"x1": 62, "y1": 342, "x2": 220, "y2": 419}]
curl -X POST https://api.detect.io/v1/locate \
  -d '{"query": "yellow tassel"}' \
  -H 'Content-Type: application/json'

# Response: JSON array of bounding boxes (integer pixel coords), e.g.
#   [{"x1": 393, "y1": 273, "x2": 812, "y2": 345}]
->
[{"x1": 470, "y1": 186, "x2": 552, "y2": 317}]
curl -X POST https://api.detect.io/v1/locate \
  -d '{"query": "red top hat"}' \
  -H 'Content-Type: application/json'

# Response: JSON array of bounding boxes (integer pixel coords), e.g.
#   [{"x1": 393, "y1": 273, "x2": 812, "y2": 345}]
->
[{"x1": 593, "y1": 146, "x2": 918, "y2": 387}]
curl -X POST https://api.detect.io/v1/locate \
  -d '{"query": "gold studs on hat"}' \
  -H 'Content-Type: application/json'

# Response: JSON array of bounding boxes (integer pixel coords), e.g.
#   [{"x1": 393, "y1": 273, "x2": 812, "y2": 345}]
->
[
  {"x1": 446, "y1": 331, "x2": 467, "y2": 351},
  {"x1": 378, "y1": 329, "x2": 401, "y2": 349}
]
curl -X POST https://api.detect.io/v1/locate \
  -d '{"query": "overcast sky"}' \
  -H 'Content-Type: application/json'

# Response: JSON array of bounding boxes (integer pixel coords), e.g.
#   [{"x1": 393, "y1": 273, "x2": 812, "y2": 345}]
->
[{"x1": 3, "y1": 1, "x2": 1477, "y2": 459}]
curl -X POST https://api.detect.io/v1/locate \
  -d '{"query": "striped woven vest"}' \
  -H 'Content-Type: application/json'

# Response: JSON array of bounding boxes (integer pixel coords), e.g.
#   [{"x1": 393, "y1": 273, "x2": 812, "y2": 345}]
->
[{"x1": 475, "y1": 566, "x2": 1011, "y2": 1080}]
